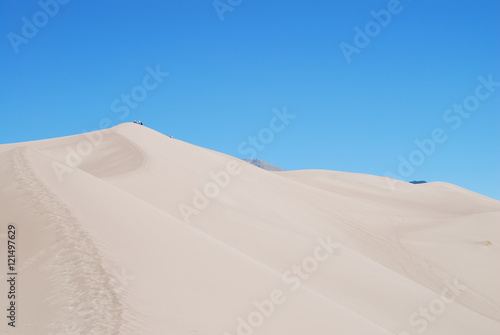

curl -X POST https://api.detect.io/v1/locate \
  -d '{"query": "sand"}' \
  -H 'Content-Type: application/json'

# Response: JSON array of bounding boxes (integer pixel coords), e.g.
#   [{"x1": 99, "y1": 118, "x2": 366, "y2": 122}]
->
[{"x1": 0, "y1": 122, "x2": 499, "y2": 334}]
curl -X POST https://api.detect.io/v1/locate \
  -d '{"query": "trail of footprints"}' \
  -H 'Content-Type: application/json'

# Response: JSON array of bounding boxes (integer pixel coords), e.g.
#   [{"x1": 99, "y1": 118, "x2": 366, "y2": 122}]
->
[{"x1": 9, "y1": 147, "x2": 130, "y2": 335}]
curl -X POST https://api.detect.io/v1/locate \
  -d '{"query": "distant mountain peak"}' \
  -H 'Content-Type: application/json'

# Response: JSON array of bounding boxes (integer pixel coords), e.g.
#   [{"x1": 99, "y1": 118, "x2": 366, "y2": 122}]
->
[{"x1": 241, "y1": 159, "x2": 285, "y2": 171}]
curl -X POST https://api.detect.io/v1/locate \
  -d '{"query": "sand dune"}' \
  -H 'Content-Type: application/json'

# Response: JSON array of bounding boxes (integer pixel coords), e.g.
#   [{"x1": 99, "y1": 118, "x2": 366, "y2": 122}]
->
[{"x1": 1, "y1": 122, "x2": 499, "y2": 334}]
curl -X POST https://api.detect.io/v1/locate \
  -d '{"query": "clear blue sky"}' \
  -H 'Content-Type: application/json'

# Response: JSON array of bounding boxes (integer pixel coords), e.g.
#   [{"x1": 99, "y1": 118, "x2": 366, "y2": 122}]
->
[{"x1": 1, "y1": 0, "x2": 499, "y2": 199}]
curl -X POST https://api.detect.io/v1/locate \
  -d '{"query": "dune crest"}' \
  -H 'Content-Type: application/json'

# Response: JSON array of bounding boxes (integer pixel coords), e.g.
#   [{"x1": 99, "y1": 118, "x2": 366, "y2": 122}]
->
[{"x1": 1, "y1": 123, "x2": 499, "y2": 334}]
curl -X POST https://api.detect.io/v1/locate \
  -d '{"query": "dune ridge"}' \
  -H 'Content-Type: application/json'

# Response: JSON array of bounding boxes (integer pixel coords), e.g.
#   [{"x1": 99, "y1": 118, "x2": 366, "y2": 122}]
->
[{"x1": 0, "y1": 123, "x2": 499, "y2": 334}]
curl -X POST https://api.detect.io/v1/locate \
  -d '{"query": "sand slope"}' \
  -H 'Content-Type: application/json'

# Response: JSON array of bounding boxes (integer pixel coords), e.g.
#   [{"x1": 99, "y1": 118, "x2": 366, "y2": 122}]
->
[{"x1": 0, "y1": 123, "x2": 499, "y2": 334}]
